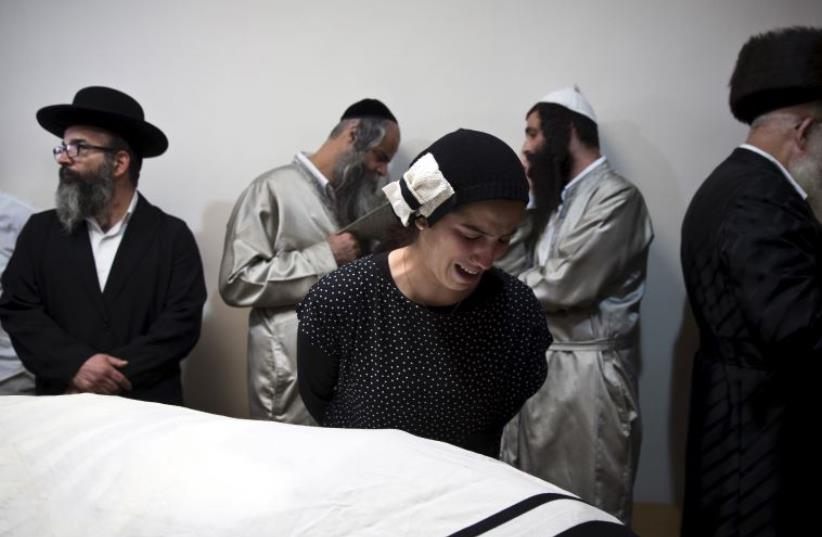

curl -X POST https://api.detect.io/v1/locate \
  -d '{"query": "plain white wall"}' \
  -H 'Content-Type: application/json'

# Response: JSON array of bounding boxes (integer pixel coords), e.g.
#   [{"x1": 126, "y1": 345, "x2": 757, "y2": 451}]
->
[{"x1": 2, "y1": 0, "x2": 820, "y2": 504}]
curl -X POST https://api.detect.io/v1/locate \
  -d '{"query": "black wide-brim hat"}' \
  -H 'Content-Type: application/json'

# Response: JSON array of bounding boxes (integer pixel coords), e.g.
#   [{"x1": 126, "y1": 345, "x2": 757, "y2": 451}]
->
[
  {"x1": 729, "y1": 26, "x2": 822, "y2": 124},
  {"x1": 36, "y1": 86, "x2": 168, "y2": 157}
]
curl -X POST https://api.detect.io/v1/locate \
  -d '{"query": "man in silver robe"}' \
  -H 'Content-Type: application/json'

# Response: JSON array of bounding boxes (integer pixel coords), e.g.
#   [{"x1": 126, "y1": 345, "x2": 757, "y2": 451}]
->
[
  {"x1": 219, "y1": 99, "x2": 400, "y2": 422},
  {"x1": 499, "y1": 87, "x2": 653, "y2": 522},
  {"x1": 0, "y1": 192, "x2": 35, "y2": 395}
]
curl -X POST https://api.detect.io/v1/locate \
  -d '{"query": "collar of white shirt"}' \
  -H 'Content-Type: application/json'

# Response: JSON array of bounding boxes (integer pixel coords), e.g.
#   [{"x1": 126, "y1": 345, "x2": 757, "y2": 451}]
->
[
  {"x1": 294, "y1": 151, "x2": 334, "y2": 200},
  {"x1": 560, "y1": 156, "x2": 607, "y2": 203},
  {"x1": 739, "y1": 143, "x2": 807, "y2": 199},
  {"x1": 86, "y1": 191, "x2": 139, "y2": 290},
  {"x1": 85, "y1": 190, "x2": 139, "y2": 236}
]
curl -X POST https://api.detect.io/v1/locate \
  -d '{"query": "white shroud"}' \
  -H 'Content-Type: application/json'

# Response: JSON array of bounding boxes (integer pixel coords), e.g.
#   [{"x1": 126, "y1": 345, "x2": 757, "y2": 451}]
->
[{"x1": 0, "y1": 395, "x2": 629, "y2": 536}]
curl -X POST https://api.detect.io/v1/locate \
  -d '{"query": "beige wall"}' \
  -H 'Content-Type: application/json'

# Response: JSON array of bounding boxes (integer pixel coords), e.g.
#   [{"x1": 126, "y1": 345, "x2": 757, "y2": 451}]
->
[{"x1": 2, "y1": 0, "x2": 820, "y2": 504}]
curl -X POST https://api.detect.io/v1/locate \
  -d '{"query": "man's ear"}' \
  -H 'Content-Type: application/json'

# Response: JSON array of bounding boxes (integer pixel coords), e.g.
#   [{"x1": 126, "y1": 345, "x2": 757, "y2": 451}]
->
[
  {"x1": 568, "y1": 123, "x2": 582, "y2": 149},
  {"x1": 415, "y1": 217, "x2": 429, "y2": 231},
  {"x1": 795, "y1": 116, "x2": 816, "y2": 151},
  {"x1": 347, "y1": 120, "x2": 359, "y2": 144},
  {"x1": 113, "y1": 150, "x2": 131, "y2": 179}
]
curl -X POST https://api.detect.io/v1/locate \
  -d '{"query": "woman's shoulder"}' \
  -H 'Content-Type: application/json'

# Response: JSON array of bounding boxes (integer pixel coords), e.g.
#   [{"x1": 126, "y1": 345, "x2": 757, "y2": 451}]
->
[
  {"x1": 325, "y1": 253, "x2": 385, "y2": 283},
  {"x1": 490, "y1": 267, "x2": 530, "y2": 295},
  {"x1": 298, "y1": 253, "x2": 391, "y2": 327},
  {"x1": 488, "y1": 268, "x2": 552, "y2": 349},
  {"x1": 488, "y1": 267, "x2": 544, "y2": 312},
  {"x1": 305, "y1": 253, "x2": 386, "y2": 302}
]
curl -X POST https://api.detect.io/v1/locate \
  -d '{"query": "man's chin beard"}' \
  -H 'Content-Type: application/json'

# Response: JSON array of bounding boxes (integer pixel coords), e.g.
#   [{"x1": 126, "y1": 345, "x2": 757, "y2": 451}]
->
[
  {"x1": 332, "y1": 152, "x2": 380, "y2": 227},
  {"x1": 55, "y1": 167, "x2": 115, "y2": 233},
  {"x1": 526, "y1": 149, "x2": 570, "y2": 216},
  {"x1": 789, "y1": 141, "x2": 822, "y2": 222}
]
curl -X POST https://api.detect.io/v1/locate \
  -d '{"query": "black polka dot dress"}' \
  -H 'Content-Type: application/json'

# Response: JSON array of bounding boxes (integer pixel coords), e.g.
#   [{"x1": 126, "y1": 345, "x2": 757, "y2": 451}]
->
[{"x1": 297, "y1": 252, "x2": 551, "y2": 457}]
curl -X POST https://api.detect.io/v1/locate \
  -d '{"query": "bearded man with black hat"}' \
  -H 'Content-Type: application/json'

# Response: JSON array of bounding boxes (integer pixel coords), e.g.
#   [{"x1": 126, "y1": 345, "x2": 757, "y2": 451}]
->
[
  {"x1": 497, "y1": 86, "x2": 653, "y2": 523},
  {"x1": 219, "y1": 99, "x2": 400, "y2": 422},
  {"x1": 680, "y1": 26, "x2": 822, "y2": 537},
  {"x1": 0, "y1": 86, "x2": 206, "y2": 405}
]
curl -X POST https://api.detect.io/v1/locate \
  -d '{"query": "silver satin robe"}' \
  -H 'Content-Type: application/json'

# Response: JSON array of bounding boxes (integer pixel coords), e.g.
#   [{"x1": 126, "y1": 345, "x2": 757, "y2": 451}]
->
[
  {"x1": 498, "y1": 159, "x2": 653, "y2": 522},
  {"x1": 219, "y1": 155, "x2": 338, "y2": 422}
]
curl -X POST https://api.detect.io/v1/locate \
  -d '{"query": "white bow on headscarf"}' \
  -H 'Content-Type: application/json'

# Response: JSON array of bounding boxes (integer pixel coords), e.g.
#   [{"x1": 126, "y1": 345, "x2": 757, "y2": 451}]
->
[{"x1": 382, "y1": 153, "x2": 454, "y2": 226}]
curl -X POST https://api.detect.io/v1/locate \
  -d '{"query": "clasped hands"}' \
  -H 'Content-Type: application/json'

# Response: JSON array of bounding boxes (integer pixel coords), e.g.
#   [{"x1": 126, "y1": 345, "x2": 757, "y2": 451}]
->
[{"x1": 65, "y1": 353, "x2": 132, "y2": 395}]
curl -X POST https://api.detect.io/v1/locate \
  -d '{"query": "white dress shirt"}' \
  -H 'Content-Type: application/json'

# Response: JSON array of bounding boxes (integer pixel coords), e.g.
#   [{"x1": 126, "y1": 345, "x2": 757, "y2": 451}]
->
[
  {"x1": 86, "y1": 191, "x2": 139, "y2": 290},
  {"x1": 295, "y1": 151, "x2": 336, "y2": 205}
]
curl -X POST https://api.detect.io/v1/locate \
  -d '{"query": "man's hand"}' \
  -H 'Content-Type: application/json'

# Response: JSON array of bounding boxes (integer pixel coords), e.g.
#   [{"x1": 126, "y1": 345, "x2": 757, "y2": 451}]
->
[
  {"x1": 68, "y1": 354, "x2": 132, "y2": 395},
  {"x1": 327, "y1": 232, "x2": 361, "y2": 266}
]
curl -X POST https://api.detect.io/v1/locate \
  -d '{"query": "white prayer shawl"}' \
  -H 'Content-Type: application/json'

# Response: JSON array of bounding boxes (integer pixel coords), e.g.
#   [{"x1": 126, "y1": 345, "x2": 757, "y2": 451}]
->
[{"x1": 0, "y1": 395, "x2": 634, "y2": 537}]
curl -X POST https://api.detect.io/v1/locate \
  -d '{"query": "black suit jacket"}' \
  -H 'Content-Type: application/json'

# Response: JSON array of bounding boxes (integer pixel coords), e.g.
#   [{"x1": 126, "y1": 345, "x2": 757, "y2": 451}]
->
[
  {"x1": 0, "y1": 194, "x2": 206, "y2": 404},
  {"x1": 680, "y1": 148, "x2": 822, "y2": 536}
]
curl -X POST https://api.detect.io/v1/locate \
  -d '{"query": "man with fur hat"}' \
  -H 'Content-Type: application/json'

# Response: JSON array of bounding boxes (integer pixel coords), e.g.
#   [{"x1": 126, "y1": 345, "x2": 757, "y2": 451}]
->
[
  {"x1": 219, "y1": 99, "x2": 400, "y2": 422},
  {"x1": 498, "y1": 86, "x2": 653, "y2": 522},
  {"x1": 680, "y1": 26, "x2": 822, "y2": 536},
  {"x1": 0, "y1": 86, "x2": 206, "y2": 405}
]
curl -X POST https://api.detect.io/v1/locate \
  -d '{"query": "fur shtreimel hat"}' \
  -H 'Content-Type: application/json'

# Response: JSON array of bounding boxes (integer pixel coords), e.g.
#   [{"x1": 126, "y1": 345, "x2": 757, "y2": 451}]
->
[
  {"x1": 37, "y1": 86, "x2": 168, "y2": 157},
  {"x1": 729, "y1": 26, "x2": 822, "y2": 124}
]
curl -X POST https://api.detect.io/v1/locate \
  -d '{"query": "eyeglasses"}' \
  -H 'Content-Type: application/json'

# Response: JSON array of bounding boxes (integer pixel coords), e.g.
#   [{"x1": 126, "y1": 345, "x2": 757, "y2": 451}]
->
[{"x1": 52, "y1": 142, "x2": 117, "y2": 161}]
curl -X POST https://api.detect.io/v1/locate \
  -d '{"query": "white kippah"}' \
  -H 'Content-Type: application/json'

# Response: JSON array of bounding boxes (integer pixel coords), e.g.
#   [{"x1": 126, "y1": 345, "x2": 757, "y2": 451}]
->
[{"x1": 538, "y1": 85, "x2": 597, "y2": 124}]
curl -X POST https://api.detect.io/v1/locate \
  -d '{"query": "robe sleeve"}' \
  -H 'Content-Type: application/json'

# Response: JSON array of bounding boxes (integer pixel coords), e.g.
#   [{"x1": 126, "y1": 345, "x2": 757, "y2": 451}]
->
[
  {"x1": 723, "y1": 190, "x2": 822, "y2": 356},
  {"x1": 0, "y1": 217, "x2": 96, "y2": 383},
  {"x1": 111, "y1": 222, "x2": 206, "y2": 386},
  {"x1": 519, "y1": 182, "x2": 652, "y2": 313},
  {"x1": 494, "y1": 214, "x2": 533, "y2": 276},
  {"x1": 218, "y1": 177, "x2": 338, "y2": 309}
]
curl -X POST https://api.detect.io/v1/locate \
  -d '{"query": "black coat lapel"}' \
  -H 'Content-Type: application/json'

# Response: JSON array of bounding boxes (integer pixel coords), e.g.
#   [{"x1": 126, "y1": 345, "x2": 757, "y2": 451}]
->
[
  {"x1": 103, "y1": 194, "x2": 161, "y2": 302},
  {"x1": 66, "y1": 220, "x2": 109, "y2": 319}
]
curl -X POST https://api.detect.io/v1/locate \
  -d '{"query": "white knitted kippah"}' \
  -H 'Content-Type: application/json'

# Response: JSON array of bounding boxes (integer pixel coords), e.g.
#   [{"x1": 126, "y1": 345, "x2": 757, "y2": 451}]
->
[{"x1": 538, "y1": 85, "x2": 597, "y2": 123}]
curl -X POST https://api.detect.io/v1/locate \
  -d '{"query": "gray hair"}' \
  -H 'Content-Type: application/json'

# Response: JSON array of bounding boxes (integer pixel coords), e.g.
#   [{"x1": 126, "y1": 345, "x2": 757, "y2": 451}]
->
[
  {"x1": 329, "y1": 117, "x2": 389, "y2": 150},
  {"x1": 330, "y1": 117, "x2": 392, "y2": 226},
  {"x1": 751, "y1": 100, "x2": 822, "y2": 129}
]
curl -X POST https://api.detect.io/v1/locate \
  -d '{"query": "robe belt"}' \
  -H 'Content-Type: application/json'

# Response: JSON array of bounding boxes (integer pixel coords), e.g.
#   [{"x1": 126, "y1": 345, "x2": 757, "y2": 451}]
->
[{"x1": 549, "y1": 337, "x2": 633, "y2": 352}]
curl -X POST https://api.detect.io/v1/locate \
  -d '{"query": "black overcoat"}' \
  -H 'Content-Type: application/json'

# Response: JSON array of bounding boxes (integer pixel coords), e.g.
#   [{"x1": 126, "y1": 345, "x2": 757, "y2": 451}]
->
[
  {"x1": 0, "y1": 194, "x2": 206, "y2": 404},
  {"x1": 680, "y1": 148, "x2": 822, "y2": 536}
]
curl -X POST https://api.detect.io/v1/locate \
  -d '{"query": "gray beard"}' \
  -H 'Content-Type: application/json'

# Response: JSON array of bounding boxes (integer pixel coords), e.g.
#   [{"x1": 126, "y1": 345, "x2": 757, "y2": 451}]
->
[
  {"x1": 789, "y1": 130, "x2": 822, "y2": 222},
  {"x1": 55, "y1": 164, "x2": 116, "y2": 233},
  {"x1": 332, "y1": 150, "x2": 382, "y2": 227}
]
